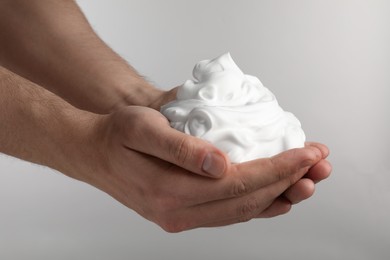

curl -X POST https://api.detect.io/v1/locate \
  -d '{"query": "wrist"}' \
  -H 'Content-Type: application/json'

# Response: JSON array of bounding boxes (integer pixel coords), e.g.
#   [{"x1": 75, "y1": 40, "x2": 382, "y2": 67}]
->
[{"x1": 48, "y1": 107, "x2": 104, "y2": 183}]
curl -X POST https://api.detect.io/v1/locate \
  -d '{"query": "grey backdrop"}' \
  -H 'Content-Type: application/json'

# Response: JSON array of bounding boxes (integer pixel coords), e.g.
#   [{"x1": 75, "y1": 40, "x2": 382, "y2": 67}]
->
[{"x1": 1, "y1": 0, "x2": 389, "y2": 259}]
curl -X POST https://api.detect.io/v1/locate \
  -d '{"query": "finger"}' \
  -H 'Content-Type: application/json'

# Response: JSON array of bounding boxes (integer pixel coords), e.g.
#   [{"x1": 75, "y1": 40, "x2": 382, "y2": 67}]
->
[
  {"x1": 305, "y1": 142, "x2": 330, "y2": 159},
  {"x1": 305, "y1": 159, "x2": 332, "y2": 183},
  {"x1": 283, "y1": 178, "x2": 315, "y2": 204},
  {"x1": 174, "y1": 171, "x2": 305, "y2": 230},
  {"x1": 125, "y1": 108, "x2": 230, "y2": 178},
  {"x1": 164, "y1": 145, "x2": 322, "y2": 207},
  {"x1": 227, "y1": 146, "x2": 322, "y2": 196},
  {"x1": 256, "y1": 197, "x2": 292, "y2": 218},
  {"x1": 199, "y1": 198, "x2": 292, "y2": 228},
  {"x1": 148, "y1": 147, "x2": 321, "y2": 231}
]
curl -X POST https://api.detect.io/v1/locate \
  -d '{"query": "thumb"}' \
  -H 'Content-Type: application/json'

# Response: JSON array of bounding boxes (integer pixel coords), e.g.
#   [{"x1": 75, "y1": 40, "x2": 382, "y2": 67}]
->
[
  {"x1": 162, "y1": 129, "x2": 229, "y2": 178},
  {"x1": 129, "y1": 113, "x2": 229, "y2": 178}
]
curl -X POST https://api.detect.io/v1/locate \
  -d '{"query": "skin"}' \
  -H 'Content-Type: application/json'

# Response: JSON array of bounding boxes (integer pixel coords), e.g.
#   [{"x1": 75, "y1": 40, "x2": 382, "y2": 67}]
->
[{"x1": 0, "y1": 0, "x2": 331, "y2": 232}]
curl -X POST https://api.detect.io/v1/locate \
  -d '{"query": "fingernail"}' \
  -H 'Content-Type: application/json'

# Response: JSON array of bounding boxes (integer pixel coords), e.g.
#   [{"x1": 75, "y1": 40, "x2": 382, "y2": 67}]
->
[
  {"x1": 202, "y1": 152, "x2": 226, "y2": 177},
  {"x1": 300, "y1": 148, "x2": 322, "y2": 168}
]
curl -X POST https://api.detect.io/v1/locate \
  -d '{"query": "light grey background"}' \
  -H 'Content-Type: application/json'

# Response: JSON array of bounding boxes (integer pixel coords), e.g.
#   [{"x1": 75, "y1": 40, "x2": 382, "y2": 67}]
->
[{"x1": 1, "y1": 0, "x2": 389, "y2": 259}]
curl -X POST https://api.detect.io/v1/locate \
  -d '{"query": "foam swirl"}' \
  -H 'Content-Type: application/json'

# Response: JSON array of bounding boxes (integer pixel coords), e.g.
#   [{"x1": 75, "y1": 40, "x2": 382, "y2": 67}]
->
[{"x1": 161, "y1": 53, "x2": 305, "y2": 163}]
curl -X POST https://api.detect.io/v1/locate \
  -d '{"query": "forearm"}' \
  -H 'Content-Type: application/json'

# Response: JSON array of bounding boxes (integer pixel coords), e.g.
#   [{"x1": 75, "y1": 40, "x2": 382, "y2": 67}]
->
[
  {"x1": 0, "y1": 0, "x2": 162, "y2": 114},
  {"x1": 0, "y1": 66, "x2": 98, "y2": 181}
]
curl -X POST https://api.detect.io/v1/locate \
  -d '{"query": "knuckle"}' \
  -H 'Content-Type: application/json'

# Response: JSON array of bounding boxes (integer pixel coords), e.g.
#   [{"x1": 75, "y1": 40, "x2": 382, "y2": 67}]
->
[
  {"x1": 114, "y1": 110, "x2": 147, "y2": 147},
  {"x1": 237, "y1": 197, "x2": 260, "y2": 223},
  {"x1": 304, "y1": 147, "x2": 321, "y2": 165},
  {"x1": 231, "y1": 177, "x2": 251, "y2": 197},
  {"x1": 237, "y1": 215, "x2": 253, "y2": 224},
  {"x1": 170, "y1": 137, "x2": 193, "y2": 165},
  {"x1": 269, "y1": 156, "x2": 290, "y2": 181}
]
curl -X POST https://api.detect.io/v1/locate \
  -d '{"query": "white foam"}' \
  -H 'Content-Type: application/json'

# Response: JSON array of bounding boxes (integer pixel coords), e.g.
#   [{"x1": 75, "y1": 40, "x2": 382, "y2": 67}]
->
[{"x1": 161, "y1": 53, "x2": 305, "y2": 163}]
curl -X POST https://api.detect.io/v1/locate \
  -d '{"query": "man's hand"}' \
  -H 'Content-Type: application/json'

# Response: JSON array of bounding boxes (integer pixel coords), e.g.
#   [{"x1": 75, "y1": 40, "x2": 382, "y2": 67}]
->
[
  {"x1": 146, "y1": 86, "x2": 333, "y2": 207},
  {"x1": 78, "y1": 106, "x2": 328, "y2": 232}
]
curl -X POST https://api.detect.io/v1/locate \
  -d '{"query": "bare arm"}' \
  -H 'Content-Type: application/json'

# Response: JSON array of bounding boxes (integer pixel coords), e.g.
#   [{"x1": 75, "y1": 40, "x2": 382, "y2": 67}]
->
[
  {"x1": 0, "y1": 0, "x2": 165, "y2": 114},
  {"x1": 0, "y1": 66, "x2": 96, "y2": 179}
]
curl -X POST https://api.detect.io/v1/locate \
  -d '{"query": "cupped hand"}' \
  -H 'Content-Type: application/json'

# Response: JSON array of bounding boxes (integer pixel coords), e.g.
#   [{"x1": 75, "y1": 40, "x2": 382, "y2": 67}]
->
[
  {"x1": 148, "y1": 87, "x2": 332, "y2": 207},
  {"x1": 82, "y1": 106, "x2": 326, "y2": 232}
]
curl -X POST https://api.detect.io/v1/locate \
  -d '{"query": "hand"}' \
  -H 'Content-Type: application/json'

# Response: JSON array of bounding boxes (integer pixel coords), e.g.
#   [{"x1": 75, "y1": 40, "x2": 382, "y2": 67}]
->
[
  {"x1": 147, "y1": 87, "x2": 332, "y2": 207},
  {"x1": 79, "y1": 106, "x2": 326, "y2": 232}
]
